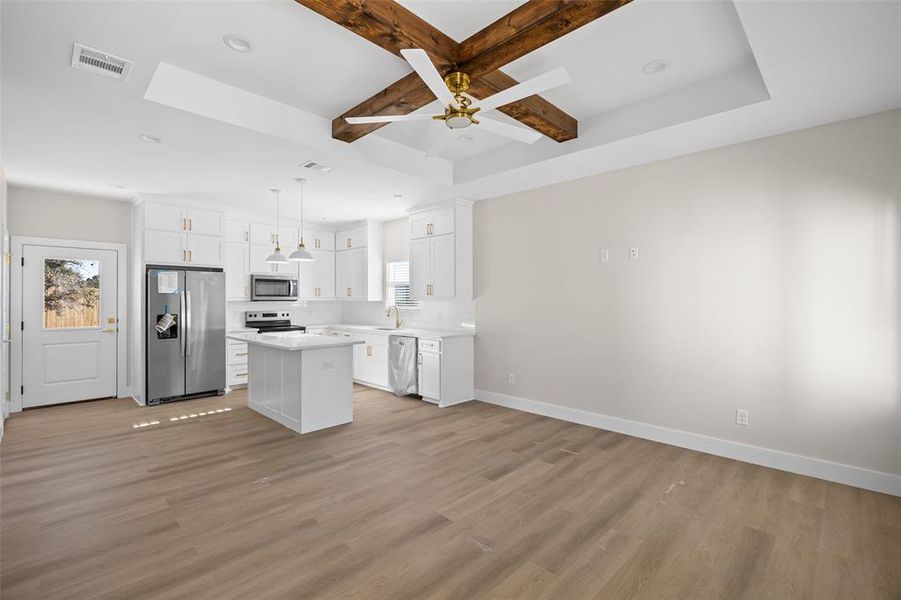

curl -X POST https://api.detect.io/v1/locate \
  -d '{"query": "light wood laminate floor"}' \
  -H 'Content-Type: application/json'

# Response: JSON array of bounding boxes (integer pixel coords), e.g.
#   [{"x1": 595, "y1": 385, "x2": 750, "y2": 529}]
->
[{"x1": 1, "y1": 386, "x2": 899, "y2": 599}]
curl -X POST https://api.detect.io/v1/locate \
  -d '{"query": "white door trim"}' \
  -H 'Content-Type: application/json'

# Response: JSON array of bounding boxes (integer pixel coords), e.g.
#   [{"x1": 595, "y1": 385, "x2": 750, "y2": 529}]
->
[{"x1": 11, "y1": 236, "x2": 128, "y2": 412}]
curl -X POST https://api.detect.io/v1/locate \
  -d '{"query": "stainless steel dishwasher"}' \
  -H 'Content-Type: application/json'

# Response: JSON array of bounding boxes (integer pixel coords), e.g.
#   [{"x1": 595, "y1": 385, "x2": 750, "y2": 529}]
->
[{"x1": 388, "y1": 335, "x2": 418, "y2": 396}]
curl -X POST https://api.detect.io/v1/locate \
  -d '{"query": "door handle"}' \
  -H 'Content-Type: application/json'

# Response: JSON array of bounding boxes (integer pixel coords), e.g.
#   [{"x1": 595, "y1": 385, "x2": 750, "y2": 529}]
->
[
  {"x1": 179, "y1": 291, "x2": 186, "y2": 357},
  {"x1": 102, "y1": 328, "x2": 117, "y2": 334},
  {"x1": 184, "y1": 290, "x2": 192, "y2": 356}
]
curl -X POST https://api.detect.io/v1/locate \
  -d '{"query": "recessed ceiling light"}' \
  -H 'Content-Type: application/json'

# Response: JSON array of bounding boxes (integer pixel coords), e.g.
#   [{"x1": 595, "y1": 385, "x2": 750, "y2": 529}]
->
[
  {"x1": 111, "y1": 184, "x2": 126, "y2": 189},
  {"x1": 456, "y1": 134, "x2": 473, "y2": 143},
  {"x1": 223, "y1": 34, "x2": 253, "y2": 53},
  {"x1": 138, "y1": 134, "x2": 161, "y2": 143},
  {"x1": 393, "y1": 193, "x2": 403, "y2": 198},
  {"x1": 641, "y1": 59, "x2": 670, "y2": 75}
]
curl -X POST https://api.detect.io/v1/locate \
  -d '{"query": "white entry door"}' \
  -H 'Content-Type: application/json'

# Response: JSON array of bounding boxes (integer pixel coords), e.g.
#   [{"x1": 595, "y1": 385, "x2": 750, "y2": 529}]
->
[{"x1": 22, "y1": 245, "x2": 118, "y2": 407}]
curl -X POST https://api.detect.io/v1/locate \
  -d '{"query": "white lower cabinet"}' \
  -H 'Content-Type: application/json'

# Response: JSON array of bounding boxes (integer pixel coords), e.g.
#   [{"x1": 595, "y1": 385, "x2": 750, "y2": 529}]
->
[
  {"x1": 351, "y1": 333, "x2": 389, "y2": 389},
  {"x1": 227, "y1": 341, "x2": 249, "y2": 387},
  {"x1": 417, "y1": 339, "x2": 441, "y2": 401}
]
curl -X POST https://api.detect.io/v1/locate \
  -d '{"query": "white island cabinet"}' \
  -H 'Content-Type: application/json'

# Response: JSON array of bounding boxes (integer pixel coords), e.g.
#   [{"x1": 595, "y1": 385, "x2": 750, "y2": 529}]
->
[{"x1": 226, "y1": 332, "x2": 363, "y2": 434}]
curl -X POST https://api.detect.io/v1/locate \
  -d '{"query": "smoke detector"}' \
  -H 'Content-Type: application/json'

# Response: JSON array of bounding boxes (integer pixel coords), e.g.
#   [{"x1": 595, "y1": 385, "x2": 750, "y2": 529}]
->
[
  {"x1": 301, "y1": 160, "x2": 334, "y2": 173},
  {"x1": 71, "y1": 43, "x2": 132, "y2": 80}
]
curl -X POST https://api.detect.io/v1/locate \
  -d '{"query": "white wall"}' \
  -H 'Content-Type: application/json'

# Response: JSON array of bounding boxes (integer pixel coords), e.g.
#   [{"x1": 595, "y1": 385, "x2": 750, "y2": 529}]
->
[
  {"x1": 7, "y1": 186, "x2": 137, "y2": 388},
  {"x1": 474, "y1": 109, "x2": 900, "y2": 479}
]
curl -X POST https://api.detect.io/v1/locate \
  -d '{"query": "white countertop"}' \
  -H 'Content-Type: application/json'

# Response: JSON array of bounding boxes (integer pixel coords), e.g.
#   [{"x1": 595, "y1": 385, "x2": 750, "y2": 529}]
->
[
  {"x1": 319, "y1": 324, "x2": 476, "y2": 339},
  {"x1": 226, "y1": 331, "x2": 364, "y2": 351}
]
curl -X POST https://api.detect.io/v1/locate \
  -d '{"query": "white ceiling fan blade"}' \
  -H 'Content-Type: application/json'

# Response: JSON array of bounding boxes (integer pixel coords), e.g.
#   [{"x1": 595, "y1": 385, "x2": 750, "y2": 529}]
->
[
  {"x1": 400, "y1": 49, "x2": 456, "y2": 107},
  {"x1": 477, "y1": 117, "x2": 542, "y2": 144},
  {"x1": 425, "y1": 130, "x2": 452, "y2": 158},
  {"x1": 477, "y1": 67, "x2": 570, "y2": 112},
  {"x1": 345, "y1": 114, "x2": 435, "y2": 125}
]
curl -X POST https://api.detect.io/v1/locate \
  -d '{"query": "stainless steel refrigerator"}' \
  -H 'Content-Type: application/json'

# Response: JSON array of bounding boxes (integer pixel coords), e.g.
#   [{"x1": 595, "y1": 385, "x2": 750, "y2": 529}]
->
[{"x1": 145, "y1": 266, "x2": 226, "y2": 405}]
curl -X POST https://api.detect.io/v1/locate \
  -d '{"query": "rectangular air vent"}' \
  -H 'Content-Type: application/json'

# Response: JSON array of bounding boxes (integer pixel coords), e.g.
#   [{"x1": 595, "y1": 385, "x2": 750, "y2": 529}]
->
[
  {"x1": 301, "y1": 160, "x2": 334, "y2": 173},
  {"x1": 70, "y1": 43, "x2": 132, "y2": 80}
]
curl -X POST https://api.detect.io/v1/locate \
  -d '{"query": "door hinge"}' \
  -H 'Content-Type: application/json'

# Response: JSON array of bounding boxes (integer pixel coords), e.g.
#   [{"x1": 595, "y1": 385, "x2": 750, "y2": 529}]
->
[
  {"x1": 20, "y1": 385, "x2": 24, "y2": 396},
  {"x1": 21, "y1": 257, "x2": 24, "y2": 266},
  {"x1": 4, "y1": 253, "x2": 10, "y2": 265},
  {"x1": 20, "y1": 321, "x2": 24, "y2": 331}
]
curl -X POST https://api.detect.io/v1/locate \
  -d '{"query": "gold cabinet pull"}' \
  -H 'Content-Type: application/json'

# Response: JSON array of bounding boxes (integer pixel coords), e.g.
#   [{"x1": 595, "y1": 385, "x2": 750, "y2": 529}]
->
[
  {"x1": 102, "y1": 328, "x2": 117, "y2": 334},
  {"x1": 417, "y1": 353, "x2": 422, "y2": 365},
  {"x1": 188, "y1": 218, "x2": 193, "y2": 231},
  {"x1": 367, "y1": 345, "x2": 372, "y2": 356},
  {"x1": 182, "y1": 217, "x2": 187, "y2": 231},
  {"x1": 182, "y1": 249, "x2": 187, "y2": 262},
  {"x1": 188, "y1": 250, "x2": 193, "y2": 263}
]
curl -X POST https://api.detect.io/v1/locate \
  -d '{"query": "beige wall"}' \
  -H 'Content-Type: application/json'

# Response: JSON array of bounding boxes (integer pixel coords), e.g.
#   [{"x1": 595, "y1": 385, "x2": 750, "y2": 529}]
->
[
  {"x1": 8, "y1": 185, "x2": 137, "y2": 388},
  {"x1": 474, "y1": 109, "x2": 900, "y2": 476},
  {"x1": 8, "y1": 186, "x2": 132, "y2": 244}
]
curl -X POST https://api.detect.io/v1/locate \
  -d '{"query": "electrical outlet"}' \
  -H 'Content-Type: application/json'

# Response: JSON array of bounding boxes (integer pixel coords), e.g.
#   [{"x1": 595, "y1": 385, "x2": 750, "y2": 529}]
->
[
  {"x1": 735, "y1": 408, "x2": 749, "y2": 426},
  {"x1": 507, "y1": 372, "x2": 515, "y2": 385},
  {"x1": 629, "y1": 247, "x2": 639, "y2": 259},
  {"x1": 599, "y1": 249, "x2": 609, "y2": 262}
]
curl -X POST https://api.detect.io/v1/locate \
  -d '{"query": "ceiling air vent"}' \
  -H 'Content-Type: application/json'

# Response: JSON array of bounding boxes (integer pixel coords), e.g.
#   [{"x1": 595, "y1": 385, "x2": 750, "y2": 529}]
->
[
  {"x1": 301, "y1": 160, "x2": 334, "y2": 173},
  {"x1": 70, "y1": 43, "x2": 132, "y2": 80}
]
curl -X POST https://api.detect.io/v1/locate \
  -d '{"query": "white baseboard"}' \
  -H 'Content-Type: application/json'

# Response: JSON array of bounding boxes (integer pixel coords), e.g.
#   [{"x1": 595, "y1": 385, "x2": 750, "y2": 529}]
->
[{"x1": 474, "y1": 389, "x2": 901, "y2": 497}]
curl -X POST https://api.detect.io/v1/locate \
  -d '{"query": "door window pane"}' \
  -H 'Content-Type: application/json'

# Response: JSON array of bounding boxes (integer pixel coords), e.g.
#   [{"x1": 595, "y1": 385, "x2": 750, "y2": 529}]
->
[{"x1": 43, "y1": 259, "x2": 100, "y2": 329}]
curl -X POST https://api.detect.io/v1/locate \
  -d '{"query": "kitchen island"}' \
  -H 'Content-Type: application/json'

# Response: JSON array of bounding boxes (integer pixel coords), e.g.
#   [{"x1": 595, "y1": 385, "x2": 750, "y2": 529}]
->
[{"x1": 225, "y1": 331, "x2": 363, "y2": 434}]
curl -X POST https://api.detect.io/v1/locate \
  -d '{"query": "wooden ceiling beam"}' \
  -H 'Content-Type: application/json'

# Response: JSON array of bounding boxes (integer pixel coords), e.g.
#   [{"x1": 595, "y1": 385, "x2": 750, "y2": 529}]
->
[
  {"x1": 298, "y1": 0, "x2": 595, "y2": 144},
  {"x1": 457, "y1": 1, "x2": 632, "y2": 80}
]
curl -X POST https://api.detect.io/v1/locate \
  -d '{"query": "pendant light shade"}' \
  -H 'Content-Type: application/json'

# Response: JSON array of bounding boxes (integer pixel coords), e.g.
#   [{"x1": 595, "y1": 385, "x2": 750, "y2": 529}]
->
[
  {"x1": 265, "y1": 189, "x2": 289, "y2": 264},
  {"x1": 289, "y1": 178, "x2": 315, "y2": 262}
]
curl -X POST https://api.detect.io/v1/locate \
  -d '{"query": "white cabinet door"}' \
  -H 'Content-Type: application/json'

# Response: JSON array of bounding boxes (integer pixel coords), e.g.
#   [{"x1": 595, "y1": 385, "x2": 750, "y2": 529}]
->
[
  {"x1": 250, "y1": 244, "x2": 274, "y2": 274},
  {"x1": 145, "y1": 230, "x2": 185, "y2": 264},
  {"x1": 307, "y1": 229, "x2": 335, "y2": 251},
  {"x1": 278, "y1": 226, "x2": 298, "y2": 251},
  {"x1": 315, "y1": 250, "x2": 335, "y2": 299},
  {"x1": 250, "y1": 222, "x2": 275, "y2": 245},
  {"x1": 186, "y1": 235, "x2": 222, "y2": 266},
  {"x1": 429, "y1": 234, "x2": 455, "y2": 299},
  {"x1": 224, "y1": 242, "x2": 249, "y2": 300},
  {"x1": 224, "y1": 219, "x2": 250, "y2": 243},
  {"x1": 145, "y1": 204, "x2": 185, "y2": 232},
  {"x1": 418, "y1": 351, "x2": 441, "y2": 400},
  {"x1": 186, "y1": 208, "x2": 222, "y2": 237},
  {"x1": 298, "y1": 256, "x2": 316, "y2": 299},
  {"x1": 337, "y1": 226, "x2": 366, "y2": 250},
  {"x1": 429, "y1": 208, "x2": 455, "y2": 237},
  {"x1": 369, "y1": 344, "x2": 389, "y2": 388},
  {"x1": 350, "y1": 247, "x2": 367, "y2": 299},
  {"x1": 409, "y1": 237, "x2": 431, "y2": 301},
  {"x1": 409, "y1": 214, "x2": 431, "y2": 240},
  {"x1": 336, "y1": 248, "x2": 353, "y2": 298}
]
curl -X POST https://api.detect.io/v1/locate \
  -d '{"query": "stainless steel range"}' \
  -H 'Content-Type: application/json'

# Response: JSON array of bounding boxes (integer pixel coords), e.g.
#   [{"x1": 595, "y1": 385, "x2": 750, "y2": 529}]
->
[{"x1": 244, "y1": 311, "x2": 306, "y2": 333}]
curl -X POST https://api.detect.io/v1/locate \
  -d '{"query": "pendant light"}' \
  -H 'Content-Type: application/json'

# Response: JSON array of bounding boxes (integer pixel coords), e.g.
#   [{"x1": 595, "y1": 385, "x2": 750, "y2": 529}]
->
[
  {"x1": 265, "y1": 188, "x2": 289, "y2": 264},
  {"x1": 289, "y1": 178, "x2": 314, "y2": 262}
]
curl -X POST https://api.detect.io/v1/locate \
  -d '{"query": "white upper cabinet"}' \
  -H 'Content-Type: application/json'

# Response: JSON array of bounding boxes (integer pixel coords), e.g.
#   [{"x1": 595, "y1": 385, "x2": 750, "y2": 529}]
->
[
  {"x1": 337, "y1": 225, "x2": 367, "y2": 250},
  {"x1": 249, "y1": 244, "x2": 296, "y2": 275},
  {"x1": 410, "y1": 234, "x2": 455, "y2": 300},
  {"x1": 278, "y1": 226, "x2": 298, "y2": 251},
  {"x1": 250, "y1": 222, "x2": 275, "y2": 245},
  {"x1": 305, "y1": 229, "x2": 335, "y2": 251},
  {"x1": 144, "y1": 203, "x2": 221, "y2": 236},
  {"x1": 407, "y1": 200, "x2": 472, "y2": 301},
  {"x1": 185, "y1": 208, "x2": 222, "y2": 237},
  {"x1": 335, "y1": 221, "x2": 382, "y2": 300},
  {"x1": 224, "y1": 242, "x2": 250, "y2": 300},
  {"x1": 224, "y1": 219, "x2": 250, "y2": 243},
  {"x1": 142, "y1": 202, "x2": 224, "y2": 266},
  {"x1": 186, "y1": 234, "x2": 223, "y2": 267},
  {"x1": 144, "y1": 204, "x2": 186, "y2": 233},
  {"x1": 144, "y1": 230, "x2": 185, "y2": 265},
  {"x1": 410, "y1": 207, "x2": 454, "y2": 239},
  {"x1": 300, "y1": 249, "x2": 335, "y2": 300}
]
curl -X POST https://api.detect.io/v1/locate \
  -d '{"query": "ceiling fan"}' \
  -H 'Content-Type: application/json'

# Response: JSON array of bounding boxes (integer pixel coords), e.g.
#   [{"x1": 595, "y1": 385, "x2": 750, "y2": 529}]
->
[{"x1": 345, "y1": 49, "x2": 570, "y2": 156}]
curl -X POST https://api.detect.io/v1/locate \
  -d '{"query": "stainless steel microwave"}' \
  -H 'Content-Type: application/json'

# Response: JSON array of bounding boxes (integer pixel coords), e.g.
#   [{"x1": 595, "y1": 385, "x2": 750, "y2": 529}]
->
[{"x1": 250, "y1": 274, "x2": 298, "y2": 301}]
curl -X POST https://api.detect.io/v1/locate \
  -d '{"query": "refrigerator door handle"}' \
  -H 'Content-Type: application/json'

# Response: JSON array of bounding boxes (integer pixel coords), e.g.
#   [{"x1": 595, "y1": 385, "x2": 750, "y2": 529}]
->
[
  {"x1": 185, "y1": 290, "x2": 192, "y2": 356},
  {"x1": 179, "y1": 291, "x2": 187, "y2": 356}
]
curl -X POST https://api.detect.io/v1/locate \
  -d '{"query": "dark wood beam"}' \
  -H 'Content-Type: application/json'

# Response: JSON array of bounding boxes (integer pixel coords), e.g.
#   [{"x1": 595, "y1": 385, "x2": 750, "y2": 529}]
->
[
  {"x1": 299, "y1": 0, "x2": 586, "y2": 144},
  {"x1": 295, "y1": 0, "x2": 457, "y2": 68},
  {"x1": 458, "y1": 0, "x2": 632, "y2": 80}
]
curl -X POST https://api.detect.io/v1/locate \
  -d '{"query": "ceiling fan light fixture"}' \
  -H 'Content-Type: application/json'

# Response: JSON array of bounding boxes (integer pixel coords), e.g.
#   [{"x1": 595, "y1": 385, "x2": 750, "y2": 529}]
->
[{"x1": 445, "y1": 114, "x2": 473, "y2": 129}]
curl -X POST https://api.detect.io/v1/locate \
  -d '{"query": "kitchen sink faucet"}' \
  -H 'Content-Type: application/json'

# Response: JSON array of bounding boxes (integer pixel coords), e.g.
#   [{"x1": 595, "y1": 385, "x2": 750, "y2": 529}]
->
[{"x1": 386, "y1": 305, "x2": 403, "y2": 329}]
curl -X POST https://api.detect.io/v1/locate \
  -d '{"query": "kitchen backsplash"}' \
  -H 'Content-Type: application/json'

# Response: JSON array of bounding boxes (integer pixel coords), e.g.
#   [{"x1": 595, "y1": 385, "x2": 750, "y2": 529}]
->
[
  {"x1": 227, "y1": 300, "x2": 475, "y2": 332},
  {"x1": 226, "y1": 300, "x2": 342, "y2": 329}
]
